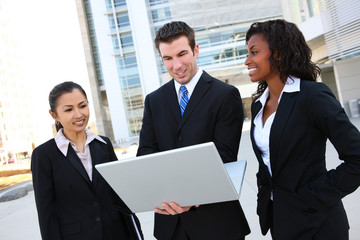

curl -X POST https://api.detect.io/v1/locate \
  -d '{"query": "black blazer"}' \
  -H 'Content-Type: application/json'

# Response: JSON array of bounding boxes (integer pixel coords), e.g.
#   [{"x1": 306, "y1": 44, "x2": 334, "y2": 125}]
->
[
  {"x1": 137, "y1": 71, "x2": 250, "y2": 240},
  {"x1": 31, "y1": 135, "x2": 142, "y2": 240},
  {"x1": 250, "y1": 80, "x2": 360, "y2": 240}
]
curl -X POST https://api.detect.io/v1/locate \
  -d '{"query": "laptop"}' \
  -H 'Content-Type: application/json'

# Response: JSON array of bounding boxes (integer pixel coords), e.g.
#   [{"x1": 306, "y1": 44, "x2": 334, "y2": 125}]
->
[{"x1": 95, "y1": 142, "x2": 246, "y2": 213}]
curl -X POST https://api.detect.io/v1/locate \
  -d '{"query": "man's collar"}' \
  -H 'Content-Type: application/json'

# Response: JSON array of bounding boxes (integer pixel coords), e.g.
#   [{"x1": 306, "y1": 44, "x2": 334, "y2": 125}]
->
[{"x1": 174, "y1": 68, "x2": 203, "y2": 98}]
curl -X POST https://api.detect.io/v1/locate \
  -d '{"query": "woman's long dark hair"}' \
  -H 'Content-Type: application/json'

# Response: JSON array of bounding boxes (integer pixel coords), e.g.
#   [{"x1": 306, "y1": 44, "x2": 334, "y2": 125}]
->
[
  {"x1": 49, "y1": 81, "x2": 87, "y2": 132},
  {"x1": 245, "y1": 19, "x2": 321, "y2": 99}
]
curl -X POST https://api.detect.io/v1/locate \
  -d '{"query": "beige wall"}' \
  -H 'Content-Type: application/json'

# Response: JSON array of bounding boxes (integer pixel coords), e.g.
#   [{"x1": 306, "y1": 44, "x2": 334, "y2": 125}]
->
[
  {"x1": 333, "y1": 57, "x2": 360, "y2": 115},
  {"x1": 321, "y1": 67, "x2": 338, "y2": 100}
]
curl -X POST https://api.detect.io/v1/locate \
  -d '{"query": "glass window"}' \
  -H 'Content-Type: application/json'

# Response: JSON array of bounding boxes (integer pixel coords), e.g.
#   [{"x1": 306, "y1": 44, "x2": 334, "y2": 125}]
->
[
  {"x1": 108, "y1": 13, "x2": 131, "y2": 32},
  {"x1": 106, "y1": 0, "x2": 126, "y2": 11},
  {"x1": 196, "y1": 45, "x2": 247, "y2": 67},
  {"x1": 108, "y1": 17, "x2": 116, "y2": 31},
  {"x1": 149, "y1": 0, "x2": 169, "y2": 6},
  {"x1": 151, "y1": 7, "x2": 171, "y2": 22},
  {"x1": 121, "y1": 86, "x2": 144, "y2": 136},
  {"x1": 123, "y1": 53, "x2": 137, "y2": 68},
  {"x1": 112, "y1": 36, "x2": 120, "y2": 50},
  {"x1": 112, "y1": 33, "x2": 134, "y2": 53},
  {"x1": 127, "y1": 74, "x2": 141, "y2": 87},
  {"x1": 105, "y1": 0, "x2": 112, "y2": 10},
  {"x1": 121, "y1": 32, "x2": 134, "y2": 51},
  {"x1": 124, "y1": 67, "x2": 139, "y2": 77},
  {"x1": 116, "y1": 54, "x2": 139, "y2": 87},
  {"x1": 154, "y1": 25, "x2": 162, "y2": 33},
  {"x1": 197, "y1": 30, "x2": 244, "y2": 49},
  {"x1": 84, "y1": 0, "x2": 104, "y2": 86},
  {"x1": 117, "y1": 12, "x2": 130, "y2": 31},
  {"x1": 114, "y1": 0, "x2": 126, "y2": 8},
  {"x1": 210, "y1": 36, "x2": 222, "y2": 46}
]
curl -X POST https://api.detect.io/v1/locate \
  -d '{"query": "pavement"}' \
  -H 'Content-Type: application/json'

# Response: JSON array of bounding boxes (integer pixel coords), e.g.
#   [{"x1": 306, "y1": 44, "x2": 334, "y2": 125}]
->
[{"x1": 1, "y1": 118, "x2": 360, "y2": 240}]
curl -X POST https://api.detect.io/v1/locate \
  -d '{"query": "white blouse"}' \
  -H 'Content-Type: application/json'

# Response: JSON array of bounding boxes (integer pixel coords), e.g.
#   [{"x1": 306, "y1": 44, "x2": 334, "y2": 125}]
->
[
  {"x1": 253, "y1": 76, "x2": 301, "y2": 177},
  {"x1": 54, "y1": 128, "x2": 107, "y2": 181}
]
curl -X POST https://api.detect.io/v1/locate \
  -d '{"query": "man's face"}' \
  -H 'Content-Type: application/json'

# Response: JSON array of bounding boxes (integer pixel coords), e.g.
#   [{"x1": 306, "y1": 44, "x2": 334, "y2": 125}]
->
[{"x1": 159, "y1": 35, "x2": 199, "y2": 85}]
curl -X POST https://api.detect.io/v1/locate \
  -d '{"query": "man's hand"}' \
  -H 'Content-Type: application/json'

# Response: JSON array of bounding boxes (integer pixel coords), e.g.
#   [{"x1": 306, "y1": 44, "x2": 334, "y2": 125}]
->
[{"x1": 154, "y1": 202, "x2": 199, "y2": 215}]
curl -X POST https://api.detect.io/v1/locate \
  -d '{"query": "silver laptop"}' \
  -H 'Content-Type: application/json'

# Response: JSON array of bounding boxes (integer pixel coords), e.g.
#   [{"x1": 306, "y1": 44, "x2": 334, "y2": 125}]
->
[{"x1": 95, "y1": 142, "x2": 246, "y2": 213}]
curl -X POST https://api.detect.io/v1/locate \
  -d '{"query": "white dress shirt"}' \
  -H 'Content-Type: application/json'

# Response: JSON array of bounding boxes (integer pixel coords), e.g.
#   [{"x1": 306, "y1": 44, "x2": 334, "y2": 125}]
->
[
  {"x1": 54, "y1": 128, "x2": 107, "y2": 181},
  {"x1": 253, "y1": 76, "x2": 301, "y2": 177},
  {"x1": 174, "y1": 68, "x2": 203, "y2": 103}
]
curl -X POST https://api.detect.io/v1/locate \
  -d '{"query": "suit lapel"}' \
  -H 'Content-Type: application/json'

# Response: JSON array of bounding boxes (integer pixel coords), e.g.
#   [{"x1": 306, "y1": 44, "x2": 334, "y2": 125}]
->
[
  {"x1": 162, "y1": 80, "x2": 181, "y2": 123},
  {"x1": 251, "y1": 100, "x2": 273, "y2": 182},
  {"x1": 66, "y1": 144, "x2": 91, "y2": 184},
  {"x1": 270, "y1": 91, "x2": 298, "y2": 179},
  {"x1": 177, "y1": 72, "x2": 211, "y2": 132},
  {"x1": 90, "y1": 140, "x2": 102, "y2": 186},
  {"x1": 250, "y1": 100, "x2": 263, "y2": 161}
]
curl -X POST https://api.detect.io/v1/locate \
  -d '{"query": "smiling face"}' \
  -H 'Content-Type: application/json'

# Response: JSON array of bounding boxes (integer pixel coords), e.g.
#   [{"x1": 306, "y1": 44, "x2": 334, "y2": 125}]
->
[
  {"x1": 50, "y1": 89, "x2": 89, "y2": 136},
  {"x1": 245, "y1": 33, "x2": 279, "y2": 83},
  {"x1": 159, "y1": 35, "x2": 199, "y2": 85}
]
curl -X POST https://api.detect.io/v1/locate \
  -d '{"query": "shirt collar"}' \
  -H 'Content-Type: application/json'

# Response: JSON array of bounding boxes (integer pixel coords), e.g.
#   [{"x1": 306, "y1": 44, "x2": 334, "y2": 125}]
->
[
  {"x1": 174, "y1": 68, "x2": 203, "y2": 100},
  {"x1": 255, "y1": 76, "x2": 301, "y2": 104},
  {"x1": 254, "y1": 76, "x2": 300, "y2": 128},
  {"x1": 257, "y1": 87, "x2": 270, "y2": 105},
  {"x1": 54, "y1": 128, "x2": 107, "y2": 156},
  {"x1": 283, "y1": 76, "x2": 300, "y2": 93}
]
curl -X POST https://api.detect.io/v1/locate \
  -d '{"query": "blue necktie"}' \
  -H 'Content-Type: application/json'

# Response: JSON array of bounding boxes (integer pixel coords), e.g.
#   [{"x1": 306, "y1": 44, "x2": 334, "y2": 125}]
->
[{"x1": 179, "y1": 86, "x2": 189, "y2": 116}]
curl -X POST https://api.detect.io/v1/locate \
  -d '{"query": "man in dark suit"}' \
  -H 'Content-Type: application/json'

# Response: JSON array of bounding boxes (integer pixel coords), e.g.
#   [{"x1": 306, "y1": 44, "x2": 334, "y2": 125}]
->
[{"x1": 137, "y1": 21, "x2": 250, "y2": 240}]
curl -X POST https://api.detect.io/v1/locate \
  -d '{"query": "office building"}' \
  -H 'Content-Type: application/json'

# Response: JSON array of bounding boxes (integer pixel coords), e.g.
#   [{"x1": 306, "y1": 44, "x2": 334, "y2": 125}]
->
[
  {"x1": 298, "y1": 0, "x2": 360, "y2": 117},
  {"x1": 0, "y1": 1, "x2": 37, "y2": 163},
  {"x1": 78, "y1": 0, "x2": 360, "y2": 144},
  {"x1": 75, "y1": 0, "x2": 308, "y2": 145}
]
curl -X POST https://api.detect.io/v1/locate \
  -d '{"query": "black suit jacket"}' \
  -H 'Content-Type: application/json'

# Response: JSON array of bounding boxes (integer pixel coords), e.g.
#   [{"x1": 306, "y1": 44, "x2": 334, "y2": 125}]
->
[
  {"x1": 250, "y1": 80, "x2": 360, "y2": 240},
  {"x1": 137, "y1": 71, "x2": 250, "y2": 240},
  {"x1": 31, "y1": 136, "x2": 142, "y2": 240}
]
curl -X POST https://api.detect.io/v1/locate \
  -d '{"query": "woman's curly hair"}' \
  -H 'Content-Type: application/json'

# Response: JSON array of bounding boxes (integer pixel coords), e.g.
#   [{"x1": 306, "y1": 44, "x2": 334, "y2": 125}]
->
[{"x1": 245, "y1": 19, "x2": 321, "y2": 99}]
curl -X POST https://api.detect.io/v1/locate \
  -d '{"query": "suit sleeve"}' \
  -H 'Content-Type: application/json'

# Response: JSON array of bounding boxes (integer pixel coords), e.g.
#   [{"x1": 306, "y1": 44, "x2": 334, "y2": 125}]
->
[
  {"x1": 31, "y1": 146, "x2": 62, "y2": 240},
  {"x1": 213, "y1": 87, "x2": 244, "y2": 163},
  {"x1": 299, "y1": 83, "x2": 360, "y2": 209},
  {"x1": 137, "y1": 95, "x2": 159, "y2": 156},
  {"x1": 103, "y1": 136, "x2": 118, "y2": 161}
]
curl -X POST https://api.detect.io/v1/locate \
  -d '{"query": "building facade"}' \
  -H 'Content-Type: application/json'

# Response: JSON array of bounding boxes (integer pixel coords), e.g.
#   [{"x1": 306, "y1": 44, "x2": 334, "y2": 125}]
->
[
  {"x1": 0, "y1": 1, "x2": 37, "y2": 163},
  {"x1": 76, "y1": 0, "x2": 161, "y2": 146},
  {"x1": 76, "y1": 0, "x2": 310, "y2": 145},
  {"x1": 77, "y1": 0, "x2": 360, "y2": 145},
  {"x1": 298, "y1": 0, "x2": 360, "y2": 117}
]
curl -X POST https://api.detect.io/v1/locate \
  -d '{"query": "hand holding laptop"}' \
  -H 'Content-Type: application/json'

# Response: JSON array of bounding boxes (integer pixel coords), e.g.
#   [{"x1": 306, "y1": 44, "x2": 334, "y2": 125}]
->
[
  {"x1": 155, "y1": 202, "x2": 199, "y2": 215},
  {"x1": 95, "y1": 142, "x2": 247, "y2": 213}
]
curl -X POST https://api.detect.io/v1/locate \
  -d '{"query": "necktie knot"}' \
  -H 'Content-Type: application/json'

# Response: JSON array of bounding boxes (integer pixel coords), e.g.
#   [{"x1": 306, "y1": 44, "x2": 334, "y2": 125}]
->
[
  {"x1": 179, "y1": 86, "x2": 189, "y2": 116},
  {"x1": 180, "y1": 85, "x2": 188, "y2": 95}
]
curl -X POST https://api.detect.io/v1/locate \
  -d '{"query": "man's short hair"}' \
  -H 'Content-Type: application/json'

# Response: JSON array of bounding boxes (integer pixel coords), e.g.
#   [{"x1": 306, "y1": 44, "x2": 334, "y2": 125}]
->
[{"x1": 154, "y1": 21, "x2": 196, "y2": 54}]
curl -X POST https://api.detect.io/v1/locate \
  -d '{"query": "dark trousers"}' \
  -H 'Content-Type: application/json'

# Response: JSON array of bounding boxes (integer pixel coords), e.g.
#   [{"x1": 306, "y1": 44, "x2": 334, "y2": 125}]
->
[{"x1": 171, "y1": 218, "x2": 245, "y2": 240}]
